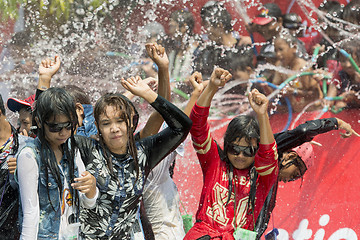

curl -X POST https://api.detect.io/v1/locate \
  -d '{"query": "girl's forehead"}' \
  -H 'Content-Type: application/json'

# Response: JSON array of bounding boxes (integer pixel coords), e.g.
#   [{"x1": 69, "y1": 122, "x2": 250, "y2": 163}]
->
[
  {"x1": 275, "y1": 38, "x2": 289, "y2": 46},
  {"x1": 101, "y1": 105, "x2": 126, "y2": 118},
  {"x1": 47, "y1": 114, "x2": 70, "y2": 123},
  {"x1": 233, "y1": 137, "x2": 257, "y2": 145}
]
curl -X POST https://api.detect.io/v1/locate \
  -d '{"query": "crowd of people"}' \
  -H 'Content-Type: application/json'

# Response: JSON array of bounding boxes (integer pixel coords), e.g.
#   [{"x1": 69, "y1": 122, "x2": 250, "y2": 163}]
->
[{"x1": 0, "y1": 0, "x2": 360, "y2": 240}]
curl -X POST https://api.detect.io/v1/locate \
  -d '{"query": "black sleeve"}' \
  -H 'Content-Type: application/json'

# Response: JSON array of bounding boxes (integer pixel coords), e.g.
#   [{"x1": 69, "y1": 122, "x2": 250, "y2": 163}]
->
[
  {"x1": 274, "y1": 118, "x2": 338, "y2": 154},
  {"x1": 35, "y1": 89, "x2": 44, "y2": 100},
  {"x1": 138, "y1": 95, "x2": 192, "y2": 171},
  {"x1": 74, "y1": 135, "x2": 96, "y2": 166}
]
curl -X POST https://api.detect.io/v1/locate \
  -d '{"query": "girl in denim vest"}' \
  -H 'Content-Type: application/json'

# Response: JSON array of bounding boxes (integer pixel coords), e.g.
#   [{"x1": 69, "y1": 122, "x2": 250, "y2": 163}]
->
[{"x1": 17, "y1": 88, "x2": 98, "y2": 240}]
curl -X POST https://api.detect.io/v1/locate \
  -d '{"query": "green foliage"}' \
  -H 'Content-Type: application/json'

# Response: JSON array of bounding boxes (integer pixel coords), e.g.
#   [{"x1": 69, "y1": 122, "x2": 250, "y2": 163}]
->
[
  {"x1": 0, "y1": 0, "x2": 19, "y2": 22},
  {"x1": 0, "y1": 0, "x2": 109, "y2": 22}
]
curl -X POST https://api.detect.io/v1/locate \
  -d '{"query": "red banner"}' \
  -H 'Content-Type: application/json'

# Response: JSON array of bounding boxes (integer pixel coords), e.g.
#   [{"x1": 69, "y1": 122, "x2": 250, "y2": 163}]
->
[{"x1": 174, "y1": 109, "x2": 360, "y2": 239}]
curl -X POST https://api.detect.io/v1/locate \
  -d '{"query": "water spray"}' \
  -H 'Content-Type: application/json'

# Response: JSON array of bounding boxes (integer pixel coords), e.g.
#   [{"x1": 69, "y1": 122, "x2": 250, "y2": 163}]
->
[
  {"x1": 251, "y1": 79, "x2": 293, "y2": 131},
  {"x1": 233, "y1": 0, "x2": 258, "y2": 56},
  {"x1": 106, "y1": 51, "x2": 131, "y2": 59},
  {"x1": 297, "y1": 0, "x2": 360, "y2": 74},
  {"x1": 266, "y1": 72, "x2": 331, "y2": 101},
  {"x1": 318, "y1": 31, "x2": 360, "y2": 74}
]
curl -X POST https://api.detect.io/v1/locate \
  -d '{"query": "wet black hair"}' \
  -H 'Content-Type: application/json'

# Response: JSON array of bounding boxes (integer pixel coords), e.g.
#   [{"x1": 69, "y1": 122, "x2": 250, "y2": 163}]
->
[
  {"x1": 33, "y1": 87, "x2": 79, "y2": 212},
  {"x1": 318, "y1": 0, "x2": 344, "y2": 21},
  {"x1": 170, "y1": 9, "x2": 195, "y2": 34},
  {"x1": 279, "y1": 152, "x2": 307, "y2": 184},
  {"x1": 223, "y1": 115, "x2": 260, "y2": 158},
  {"x1": 338, "y1": 39, "x2": 360, "y2": 61},
  {"x1": 63, "y1": 85, "x2": 91, "y2": 105},
  {"x1": 229, "y1": 46, "x2": 254, "y2": 72},
  {"x1": 276, "y1": 28, "x2": 299, "y2": 55},
  {"x1": 94, "y1": 93, "x2": 139, "y2": 180},
  {"x1": 0, "y1": 94, "x2": 5, "y2": 116},
  {"x1": 201, "y1": 1, "x2": 233, "y2": 32},
  {"x1": 283, "y1": 13, "x2": 302, "y2": 29},
  {"x1": 343, "y1": 0, "x2": 360, "y2": 25},
  {"x1": 318, "y1": 1, "x2": 344, "y2": 41},
  {"x1": 277, "y1": 28, "x2": 298, "y2": 46}
]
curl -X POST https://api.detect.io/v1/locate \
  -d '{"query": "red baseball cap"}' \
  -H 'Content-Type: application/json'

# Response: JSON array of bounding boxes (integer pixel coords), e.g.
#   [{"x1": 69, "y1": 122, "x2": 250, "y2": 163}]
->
[
  {"x1": 252, "y1": 3, "x2": 282, "y2": 26},
  {"x1": 7, "y1": 94, "x2": 35, "y2": 113}
]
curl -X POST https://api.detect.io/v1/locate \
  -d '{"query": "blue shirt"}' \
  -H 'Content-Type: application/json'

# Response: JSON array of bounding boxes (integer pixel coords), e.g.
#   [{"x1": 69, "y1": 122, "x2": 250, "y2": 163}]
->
[{"x1": 76, "y1": 104, "x2": 97, "y2": 137}]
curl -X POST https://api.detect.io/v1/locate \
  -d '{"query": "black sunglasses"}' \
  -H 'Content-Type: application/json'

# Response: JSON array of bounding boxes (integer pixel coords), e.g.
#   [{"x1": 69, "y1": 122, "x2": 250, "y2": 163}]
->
[
  {"x1": 227, "y1": 144, "x2": 258, "y2": 157},
  {"x1": 45, "y1": 122, "x2": 73, "y2": 133}
]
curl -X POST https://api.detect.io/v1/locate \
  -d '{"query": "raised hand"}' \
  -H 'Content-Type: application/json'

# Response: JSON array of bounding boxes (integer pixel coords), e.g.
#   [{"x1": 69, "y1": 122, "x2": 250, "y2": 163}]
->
[
  {"x1": 143, "y1": 77, "x2": 158, "y2": 90},
  {"x1": 248, "y1": 89, "x2": 269, "y2": 116},
  {"x1": 145, "y1": 43, "x2": 169, "y2": 69},
  {"x1": 189, "y1": 71, "x2": 207, "y2": 95},
  {"x1": 312, "y1": 69, "x2": 332, "y2": 83},
  {"x1": 121, "y1": 76, "x2": 157, "y2": 103},
  {"x1": 38, "y1": 55, "x2": 61, "y2": 90},
  {"x1": 209, "y1": 68, "x2": 232, "y2": 88},
  {"x1": 72, "y1": 171, "x2": 97, "y2": 199},
  {"x1": 39, "y1": 56, "x2": 61, "y2": 78}
]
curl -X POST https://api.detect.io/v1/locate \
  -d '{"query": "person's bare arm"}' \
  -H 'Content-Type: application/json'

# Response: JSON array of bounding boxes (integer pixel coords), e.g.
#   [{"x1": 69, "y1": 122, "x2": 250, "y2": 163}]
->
[
  {"x1": 183, "y1": 72, "x2": 208, "y2": 117},
  {"x1": 196, "y1": 68, "x2": 232, "y2": 108},
  {"x1": 248, "y1": 89, "x2": 274, "y2": 144},
  {"x1": 37, "y1": 56, "x2": 61, "y2": 91},
  {"x1": 139, "y1": 43, "x2": 171, "y2": 138}
]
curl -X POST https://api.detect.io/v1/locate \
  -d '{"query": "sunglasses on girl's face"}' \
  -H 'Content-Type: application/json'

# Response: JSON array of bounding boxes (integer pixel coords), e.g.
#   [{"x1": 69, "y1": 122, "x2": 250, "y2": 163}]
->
[
  {"x1": 45, "y1": 122, "x2": 73, "y2": 133},
  {"x1": 228, "y1": 144, "x2": 258, "y2": 157}
]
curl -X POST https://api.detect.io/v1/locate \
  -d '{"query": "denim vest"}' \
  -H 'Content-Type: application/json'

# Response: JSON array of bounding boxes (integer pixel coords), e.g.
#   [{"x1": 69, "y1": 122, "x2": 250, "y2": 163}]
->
[
  {"x1": 76, "y1": 104, "x2": 98, "y2": 137},
  {"x1": 18, "y1": 138, "x2": 80, "y2": 239}
]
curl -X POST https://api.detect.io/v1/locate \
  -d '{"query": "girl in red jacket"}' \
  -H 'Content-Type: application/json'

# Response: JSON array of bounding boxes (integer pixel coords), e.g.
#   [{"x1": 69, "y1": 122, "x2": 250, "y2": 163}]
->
[{"x1": 185, "y1": 68, "x2": 278, "y2": 240}]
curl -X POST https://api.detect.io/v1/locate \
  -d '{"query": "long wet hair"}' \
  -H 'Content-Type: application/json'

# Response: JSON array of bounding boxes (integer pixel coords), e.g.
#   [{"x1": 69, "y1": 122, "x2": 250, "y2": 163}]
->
[
  {"x1": 223, "y1": 115, "x2": 260, "y2": 158},
  {"x1": 94, "y1": 93, "x2": 139, "y2": 180},
  {"x1": 33, "y1": 87, "x2": 78, "y2": 212}
]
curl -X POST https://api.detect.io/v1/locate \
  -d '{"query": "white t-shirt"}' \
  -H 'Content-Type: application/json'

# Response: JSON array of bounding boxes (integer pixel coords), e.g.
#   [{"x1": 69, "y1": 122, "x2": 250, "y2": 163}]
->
[
  {"x1": 18, "y1": 148, "x2": 98, "y2": 240},
  {"x1": 142, "y1": 144, "x2": 185, "y2": 240}
]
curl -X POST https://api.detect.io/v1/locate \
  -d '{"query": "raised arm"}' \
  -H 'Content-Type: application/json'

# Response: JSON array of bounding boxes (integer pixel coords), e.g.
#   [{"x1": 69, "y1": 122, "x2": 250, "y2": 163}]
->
[
  {"x1": 248, "y1": 89, "x2": 274, "y2": 145},
  {"x1": 139, "y1": 43, "x2": 171, "y2": 139},
  {"x1": 121, "y1": 76, "x2": 192, "y2": 170},
  {"x1": 189, "y1": 68, "x2": 232, "y2": 170},
  {"x1": 196, "y1": 68, "x2": 232, "y2": 107},
  {"x1": 274, "y1": 117, "x2": 359, "y2": 153},
  {"x1": 248, "y1": 89, "x2": 278, "y2": 189},
  {"x1": 183, "y1": 71, "x2": 208, "y2": 117},
  {"x1": 37, "y1": 56, "x2": 61, "y2": 91}
]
